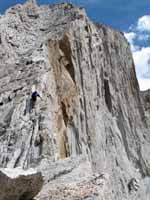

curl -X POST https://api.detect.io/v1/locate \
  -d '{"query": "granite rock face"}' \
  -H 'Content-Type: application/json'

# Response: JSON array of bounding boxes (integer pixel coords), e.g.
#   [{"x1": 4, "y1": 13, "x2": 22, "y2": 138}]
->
[
  {"x1": 0, "y1": 0, "x2": 150, "y2": 199},
  {"x1": 140, "y1": 90, "x2": 150, "y2": 126},
  {"x1": 0, "y1": 168, "x2": 43, "y2": 200}
]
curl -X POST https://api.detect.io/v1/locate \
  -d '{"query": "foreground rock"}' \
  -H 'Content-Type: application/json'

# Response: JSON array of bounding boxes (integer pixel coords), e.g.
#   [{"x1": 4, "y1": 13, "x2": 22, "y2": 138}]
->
[
  {"x1": 0, "y1": 168, "x2": 43, "y2": 200},
  {"x1": 36, "y1": 156, "x2": 150, "y2": 200},
  {"x1": 36, "y1": 157, "x2": 110, "y2": 200}
]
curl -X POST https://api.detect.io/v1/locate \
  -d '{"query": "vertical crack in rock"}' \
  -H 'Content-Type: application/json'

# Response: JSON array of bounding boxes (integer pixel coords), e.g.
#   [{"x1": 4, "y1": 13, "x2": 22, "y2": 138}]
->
[
  {"x1": 59, "y1": 35, "x2": 75, "y2": 83},
  {"x1": 104, "y1": 78, "x2": 112, "y2": 112},
  {"x1": 48, "y1": 38, "x2": 82, "y2": 158}
]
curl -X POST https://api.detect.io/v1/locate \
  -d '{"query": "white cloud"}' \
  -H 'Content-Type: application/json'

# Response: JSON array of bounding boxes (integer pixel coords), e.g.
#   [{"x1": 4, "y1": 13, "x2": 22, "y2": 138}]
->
[
  {"x1": 124, "y1": 32, "x2": 136, "y2": 43},
  {"x1": 133, "y1": 47, "x2": 150, "y2": 77},
  {"x1": 124, "y1": 17, "x2": 150, "y2": 91},
  {"x1": 124, "y1": 32, "x2": 139, "y2": 52},
  {"x1": 137, "y1": 78, "x2": 150, "y2": 91},
  {"x1": 132, "y1": 47, "x2": 150, "y2": 91},
  {"x1": 138, "y1": 34, "x2": 150, "y2": 41},
  {"x1": 137, "y1": 15, "x2": 150, "y2": 32}
]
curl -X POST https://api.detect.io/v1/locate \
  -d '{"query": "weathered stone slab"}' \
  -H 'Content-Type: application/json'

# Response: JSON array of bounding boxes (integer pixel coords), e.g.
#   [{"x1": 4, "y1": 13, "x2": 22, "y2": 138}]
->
[{"x1": 0, "y1": 168, "x2": 43, "y2": 200}]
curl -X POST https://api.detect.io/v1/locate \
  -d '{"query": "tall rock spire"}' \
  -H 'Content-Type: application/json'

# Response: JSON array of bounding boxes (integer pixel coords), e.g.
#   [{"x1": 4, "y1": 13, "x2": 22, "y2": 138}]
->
[
  {"x1": 24, "y1": 0, "x2": 39, "y2": 17},
  {"x1": 27, "y1": 0, "x2": 37, "y2": 5},
  {"x1": 25, "y1": 0, "x2": 38, "y2": 8}
]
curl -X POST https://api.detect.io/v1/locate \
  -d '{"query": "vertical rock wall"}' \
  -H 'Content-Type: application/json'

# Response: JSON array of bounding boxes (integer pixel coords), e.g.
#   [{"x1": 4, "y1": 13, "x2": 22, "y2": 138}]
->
[{"x1": 0, "y1": 1, "x2": 150, "y2": 199}]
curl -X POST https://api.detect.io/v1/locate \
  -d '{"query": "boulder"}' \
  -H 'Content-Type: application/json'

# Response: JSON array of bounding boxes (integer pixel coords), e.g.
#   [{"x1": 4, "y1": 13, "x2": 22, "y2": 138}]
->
[{"x1": 0, "y1": 168, "x2": 43, "y2": 200}]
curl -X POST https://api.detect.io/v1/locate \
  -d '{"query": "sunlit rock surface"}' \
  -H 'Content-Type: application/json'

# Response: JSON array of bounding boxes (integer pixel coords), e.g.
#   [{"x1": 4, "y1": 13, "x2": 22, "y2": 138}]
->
[
  {"x1": 0, "y1": 0, "x2": 150, "y2": 199},
  {"x1": 140, "y1": 89, "x2": 150, "y2": 126}
]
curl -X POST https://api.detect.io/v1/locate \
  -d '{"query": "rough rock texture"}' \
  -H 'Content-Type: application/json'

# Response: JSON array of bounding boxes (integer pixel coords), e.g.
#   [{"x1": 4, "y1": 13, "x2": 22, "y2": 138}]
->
[
  {"x1": 36, "y1": 157, "x2": 110, "y2": 200},
  {"x1": 0, "y1": 0, "x2": 150, "y2": 199},
  {"x1": 140, "y1": 90, "x2": 150, "y2": 126},
  {"x1": 0, "y1": 167, "x2": 43, "y2": 200}
]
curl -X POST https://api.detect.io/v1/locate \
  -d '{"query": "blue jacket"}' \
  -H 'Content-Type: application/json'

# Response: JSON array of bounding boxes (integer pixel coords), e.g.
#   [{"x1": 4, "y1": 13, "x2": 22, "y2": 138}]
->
[{"x1": 31, "y1": 91, "x2": 40, "y2": 101}]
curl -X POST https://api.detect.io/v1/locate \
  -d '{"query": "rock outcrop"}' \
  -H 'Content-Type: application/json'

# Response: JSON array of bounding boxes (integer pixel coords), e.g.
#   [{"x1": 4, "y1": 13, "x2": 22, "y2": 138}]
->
[
  {"x1": 0, "y1": 0, "x2": 150, "y2": 199},
  {"x1": 0, "y1": 168, "x2": 43, "y2": 200}
]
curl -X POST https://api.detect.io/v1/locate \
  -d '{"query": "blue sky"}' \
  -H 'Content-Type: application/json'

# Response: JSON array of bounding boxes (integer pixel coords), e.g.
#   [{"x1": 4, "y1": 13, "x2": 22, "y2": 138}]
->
[{"x1": 0, "y1": 0, "x2": 150, "y2": 90}]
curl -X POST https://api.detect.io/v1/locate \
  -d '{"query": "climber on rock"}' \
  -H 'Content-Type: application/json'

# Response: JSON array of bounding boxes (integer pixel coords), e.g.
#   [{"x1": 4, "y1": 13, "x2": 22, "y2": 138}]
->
[
  {"x1": 31, "y1": 91, "x2": 41, "y2": 101},
  {"x1": 30, "y1": 91, "x2": 42, "y2": 110}
]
